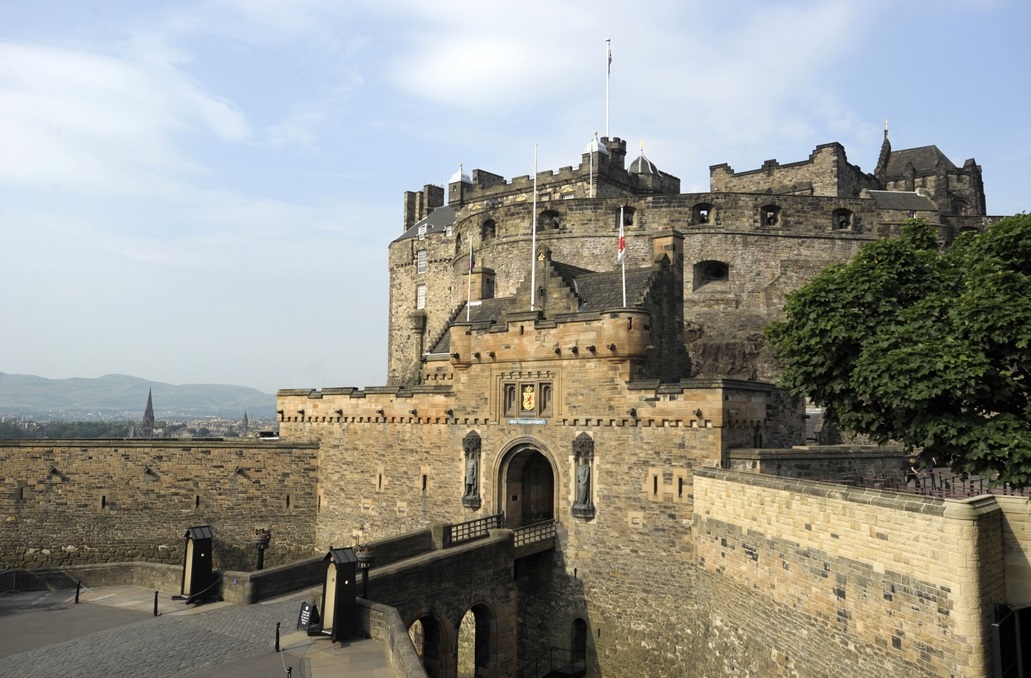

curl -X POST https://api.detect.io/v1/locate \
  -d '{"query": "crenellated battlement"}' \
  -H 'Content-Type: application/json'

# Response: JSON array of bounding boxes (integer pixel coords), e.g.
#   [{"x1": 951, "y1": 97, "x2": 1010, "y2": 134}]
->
[{"x1": 446, "y1": 307, "x2": 652, "y2": 368}]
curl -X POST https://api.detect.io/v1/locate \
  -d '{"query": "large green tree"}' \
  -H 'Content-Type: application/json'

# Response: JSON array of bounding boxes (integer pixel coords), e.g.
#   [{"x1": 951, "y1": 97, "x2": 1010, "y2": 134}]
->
[{"x1": 766, "y1": 215, "x2": 1031, "y2": 488}]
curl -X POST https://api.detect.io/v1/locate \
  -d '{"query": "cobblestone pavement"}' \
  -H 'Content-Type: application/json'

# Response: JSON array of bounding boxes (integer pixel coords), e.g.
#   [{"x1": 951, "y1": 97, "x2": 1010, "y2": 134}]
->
[{"x1": 0, "y1": 586, "x2": 391, "y2": 678}]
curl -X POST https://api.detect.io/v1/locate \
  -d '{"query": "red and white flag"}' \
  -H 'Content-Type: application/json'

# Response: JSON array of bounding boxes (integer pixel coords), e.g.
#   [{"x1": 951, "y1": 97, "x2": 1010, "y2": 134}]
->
[{"x1": 617, "y1": 220, "x2": 626, "y2": 262}]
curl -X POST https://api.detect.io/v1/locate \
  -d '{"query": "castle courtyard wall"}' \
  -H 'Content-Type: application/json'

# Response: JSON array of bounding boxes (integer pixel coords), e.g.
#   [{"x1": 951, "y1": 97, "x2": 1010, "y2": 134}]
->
[
  {"x1": 0, "y1": 439, "x2": 319, "y2": 571},
  {"x1": 692, "y1": 468, "x2": 1005, "y2": 677}
]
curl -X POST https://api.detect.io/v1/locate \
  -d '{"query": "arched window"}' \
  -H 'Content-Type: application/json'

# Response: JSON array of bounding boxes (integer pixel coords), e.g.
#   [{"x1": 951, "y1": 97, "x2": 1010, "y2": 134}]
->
[
  {"x1": 693, "y1": 260, "x2": 730, "y2": 290},
  {"x1": 481, "y1": 219, "x2": 497, "y2": 241},
  {"x1": 832, "y1": 208, "x2": 853, "y2": 230},
  {"x1": 760, "y1": 204, "x2": 781, "y2": 227},
  {"x1": 693, "y1": 202, "x2": 713, "y2": 225}
]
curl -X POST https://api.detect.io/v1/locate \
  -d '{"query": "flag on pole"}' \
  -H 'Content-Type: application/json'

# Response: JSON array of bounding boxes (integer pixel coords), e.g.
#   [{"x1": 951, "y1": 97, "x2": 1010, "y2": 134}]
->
[
  {"x1": 619, "y1": 206, "x2": 627, "y2": 306},
  {"x1": 466, "y1": 240, "x2": 475, "y2": 321},
  {"x1": 617, "y1": 217, "x2": 626, "y2": 262},
  {"x1": 607, "y1": 39, "x2": 612, "y2": 75}
]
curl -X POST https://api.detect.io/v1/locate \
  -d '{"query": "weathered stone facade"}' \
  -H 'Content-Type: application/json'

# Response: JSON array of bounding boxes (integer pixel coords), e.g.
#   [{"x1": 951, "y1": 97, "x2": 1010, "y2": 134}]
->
[
  {"x1": 0, "y1": 439, "x2": 319, "y2": 571},
  {"x1": 0, "y1": 133, "x2": 1013, "y2": 677},
  {"x1": 388, "y1": 134, "x2": 991, "y2": 386}
]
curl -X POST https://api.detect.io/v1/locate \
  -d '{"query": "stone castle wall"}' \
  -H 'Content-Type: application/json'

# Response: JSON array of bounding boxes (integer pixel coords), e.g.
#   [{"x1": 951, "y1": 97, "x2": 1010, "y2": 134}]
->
[
  {"x1": 277, "y1": 377, "x2": 747, "y2": 550},
  {"x1": 709, "y1": 143, "x2": 880, "y2": 198},
  {"x1": 388, "y1": 191, "x2": 918, "y2": 384},
  {"x1": 275, "y1": 377, "x2": 793, "y2": 677},
  {"x1": 691, "y1": 468, "x2": 1004, "y2": 677},
  {"x1": 0, "y1": 440, "x2": 319, "y2": 571}
]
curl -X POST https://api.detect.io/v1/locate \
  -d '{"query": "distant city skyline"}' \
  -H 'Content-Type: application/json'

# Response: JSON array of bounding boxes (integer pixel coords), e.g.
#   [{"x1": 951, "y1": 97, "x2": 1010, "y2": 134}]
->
[{"x1": 2, "y1": 0, "x2": 1029, "y2": 393}]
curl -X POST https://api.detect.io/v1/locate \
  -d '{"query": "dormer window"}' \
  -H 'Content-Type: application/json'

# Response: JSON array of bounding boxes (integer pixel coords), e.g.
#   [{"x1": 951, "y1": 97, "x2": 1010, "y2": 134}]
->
[
  {"x1": 761, "y1": 205, "x2": 781, "y2": 227},
  {"x1": 417, "y1": 224, "x2": 428, "y2": 239}
]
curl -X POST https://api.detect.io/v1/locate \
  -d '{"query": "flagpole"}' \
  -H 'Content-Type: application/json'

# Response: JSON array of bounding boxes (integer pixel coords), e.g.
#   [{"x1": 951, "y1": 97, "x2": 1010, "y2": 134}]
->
[
  {"x1": 589, "y1": 139, "x2": 594, "y2": 199},
  {"x1": 620, "y1": 206, "x2": 626, "y2": 306},
  {"x1": 530, "y1": 144, "x2": 538, "y2": 312},
  {"x1": 605, "y1": 39, "x2": 611, "y2": 139},
  {"x1": 466, "y1": 239, "x2": 473, "y2": 322}
]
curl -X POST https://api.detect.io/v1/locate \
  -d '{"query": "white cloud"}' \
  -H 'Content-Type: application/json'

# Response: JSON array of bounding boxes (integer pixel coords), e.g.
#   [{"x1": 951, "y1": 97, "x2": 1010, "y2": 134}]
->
[{"x1": 0, "y1": 41, "x2": 251, "y2": 195}]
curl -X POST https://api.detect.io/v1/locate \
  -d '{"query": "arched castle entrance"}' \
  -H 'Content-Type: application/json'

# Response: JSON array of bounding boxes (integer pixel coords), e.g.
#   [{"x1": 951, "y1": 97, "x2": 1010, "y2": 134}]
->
[{"x1": 497, "y1": 440, "x2": 556, "y2": 528}]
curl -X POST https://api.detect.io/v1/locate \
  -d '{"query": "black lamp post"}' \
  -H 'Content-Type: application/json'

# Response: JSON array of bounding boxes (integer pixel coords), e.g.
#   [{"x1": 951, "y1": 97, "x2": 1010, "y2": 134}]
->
[
  {"x1": 355, "y1": 544, "x2": 375, "y2": 598},
  {"x1": 253, "y1": 528, "x2": 271, "y2": 571}
]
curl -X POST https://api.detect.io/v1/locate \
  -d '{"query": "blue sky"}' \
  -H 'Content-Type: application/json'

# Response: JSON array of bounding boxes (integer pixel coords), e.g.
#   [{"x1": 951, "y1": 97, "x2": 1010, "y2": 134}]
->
[{"x1": 1, "y1": 0, "x2": 1028, "y2": 394}]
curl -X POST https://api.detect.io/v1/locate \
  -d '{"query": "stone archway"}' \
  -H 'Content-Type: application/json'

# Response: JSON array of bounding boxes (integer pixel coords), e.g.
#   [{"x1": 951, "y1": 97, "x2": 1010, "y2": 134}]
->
[
  {"x1": 409, "y1": 611, "x2": 451, "y2": 678},
  {"x1": 457, "y1": 602, "x2": 497, "y2": 678},
  {"x1": 498, "y1": 442, "x2": 556, "y2": 528}
]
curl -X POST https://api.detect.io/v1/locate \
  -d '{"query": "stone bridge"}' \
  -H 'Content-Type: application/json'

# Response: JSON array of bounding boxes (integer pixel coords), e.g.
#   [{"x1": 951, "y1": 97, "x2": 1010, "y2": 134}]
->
[{"x1": 356, "y1": 515, "x2": 555, "y2": 678}]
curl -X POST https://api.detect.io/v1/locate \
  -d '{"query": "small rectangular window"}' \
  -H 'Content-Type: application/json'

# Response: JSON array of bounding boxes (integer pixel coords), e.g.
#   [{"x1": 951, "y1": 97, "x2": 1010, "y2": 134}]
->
[
  {"x1": 416, "y1": 249, "x2": 427, "y2": 274},
  {"x1": 416, "y1": 284, "x2": 427, "y2": 309}
]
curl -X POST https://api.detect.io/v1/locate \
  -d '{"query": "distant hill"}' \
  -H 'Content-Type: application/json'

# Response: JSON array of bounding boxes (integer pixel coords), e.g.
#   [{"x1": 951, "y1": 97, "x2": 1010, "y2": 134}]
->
[{"x1": 0, "y1": 372, "x2": 276, "y2": 420}]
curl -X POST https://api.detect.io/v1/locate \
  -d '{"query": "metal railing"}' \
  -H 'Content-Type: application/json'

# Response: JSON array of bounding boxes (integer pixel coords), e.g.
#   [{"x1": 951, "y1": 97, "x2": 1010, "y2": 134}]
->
[
  {"x1": 513, "y1": 520, "x2": 556, "y2": 548},
  {"x1": 857, "y1": 472, "x2": 1031, "y2": 499},
  {"x1": 517, "y1": 646, "x2": 585, "y2": 678},
  {"x1": 446, "y1": 513, "x2": 504, "y2": 547}
]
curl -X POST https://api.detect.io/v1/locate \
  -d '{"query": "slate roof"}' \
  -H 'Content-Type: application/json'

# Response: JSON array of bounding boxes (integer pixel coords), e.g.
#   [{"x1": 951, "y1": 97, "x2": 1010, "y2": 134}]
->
[
  {"x1": 885, "y1": 145, "x2": 956, "y2": 178},
  {"x1": 395, "y1": 205, "x2": 456, "y2": 242},
  {"x1": 867, "y1": 190, "x2": 938, "y2": 212},
  {"x1": 551, "y1": 261, "x2": 596, "y2": 291},
  {"x1": 426, "y1": 263, "x2": 657, "y2": 355},
  {"x1": 569, "y1": 267, "x2": 656, "y2": 311},
  {"x1": 429, "y1": 298, "x2": 515, "y2": 355}
]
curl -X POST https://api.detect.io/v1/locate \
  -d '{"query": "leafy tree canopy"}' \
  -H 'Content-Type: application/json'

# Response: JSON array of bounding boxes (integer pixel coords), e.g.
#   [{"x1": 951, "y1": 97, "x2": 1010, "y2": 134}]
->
[{"x1": 766, "y1": 216, "x2": 1031, "y2": 487}]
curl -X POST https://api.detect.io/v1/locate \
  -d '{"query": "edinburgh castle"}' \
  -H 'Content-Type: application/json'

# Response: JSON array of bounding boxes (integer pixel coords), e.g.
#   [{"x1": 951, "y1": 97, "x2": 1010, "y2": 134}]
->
[{"x1": 3, "y1": 130, "x2": 1025, "y2": 678}]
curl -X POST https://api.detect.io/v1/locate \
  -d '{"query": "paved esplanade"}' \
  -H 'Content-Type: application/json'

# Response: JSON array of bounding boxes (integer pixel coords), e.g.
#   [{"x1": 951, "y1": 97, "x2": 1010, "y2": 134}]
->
[{"x1": 0, "y1": 585, "x2": 391, "y2": 678}]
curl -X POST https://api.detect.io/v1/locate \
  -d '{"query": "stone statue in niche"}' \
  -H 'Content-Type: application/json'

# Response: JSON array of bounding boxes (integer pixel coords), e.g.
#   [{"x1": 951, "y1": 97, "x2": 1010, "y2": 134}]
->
[
  {"x1": 462, "y1": 431, "x2": 481, "y2": 508},
  {"x1": 572, "y1": 432, "x2": 595, "y2": 519},
  {"x1": 575, "y1": 459, "x2": 590, "y2": 506}
]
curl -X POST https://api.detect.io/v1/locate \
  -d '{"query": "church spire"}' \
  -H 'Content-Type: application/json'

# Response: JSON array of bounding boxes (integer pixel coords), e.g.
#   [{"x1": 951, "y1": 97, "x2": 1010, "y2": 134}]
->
[
  {"x1": 873, "y1": 117, "x2": 892, "y2": 184},
  {"x1": 140, "y1": 388, "x2": 155, "y2": 438}
]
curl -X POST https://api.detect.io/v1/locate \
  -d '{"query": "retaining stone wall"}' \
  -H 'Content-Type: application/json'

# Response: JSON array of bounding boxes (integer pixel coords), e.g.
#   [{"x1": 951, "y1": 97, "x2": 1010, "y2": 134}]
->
[
  {"x1": 0, "y1": 440, "x2": 319, "y2": 571},
  {"x1": 692, "y1": 468, "x2": 1005, "y2": 677}
]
